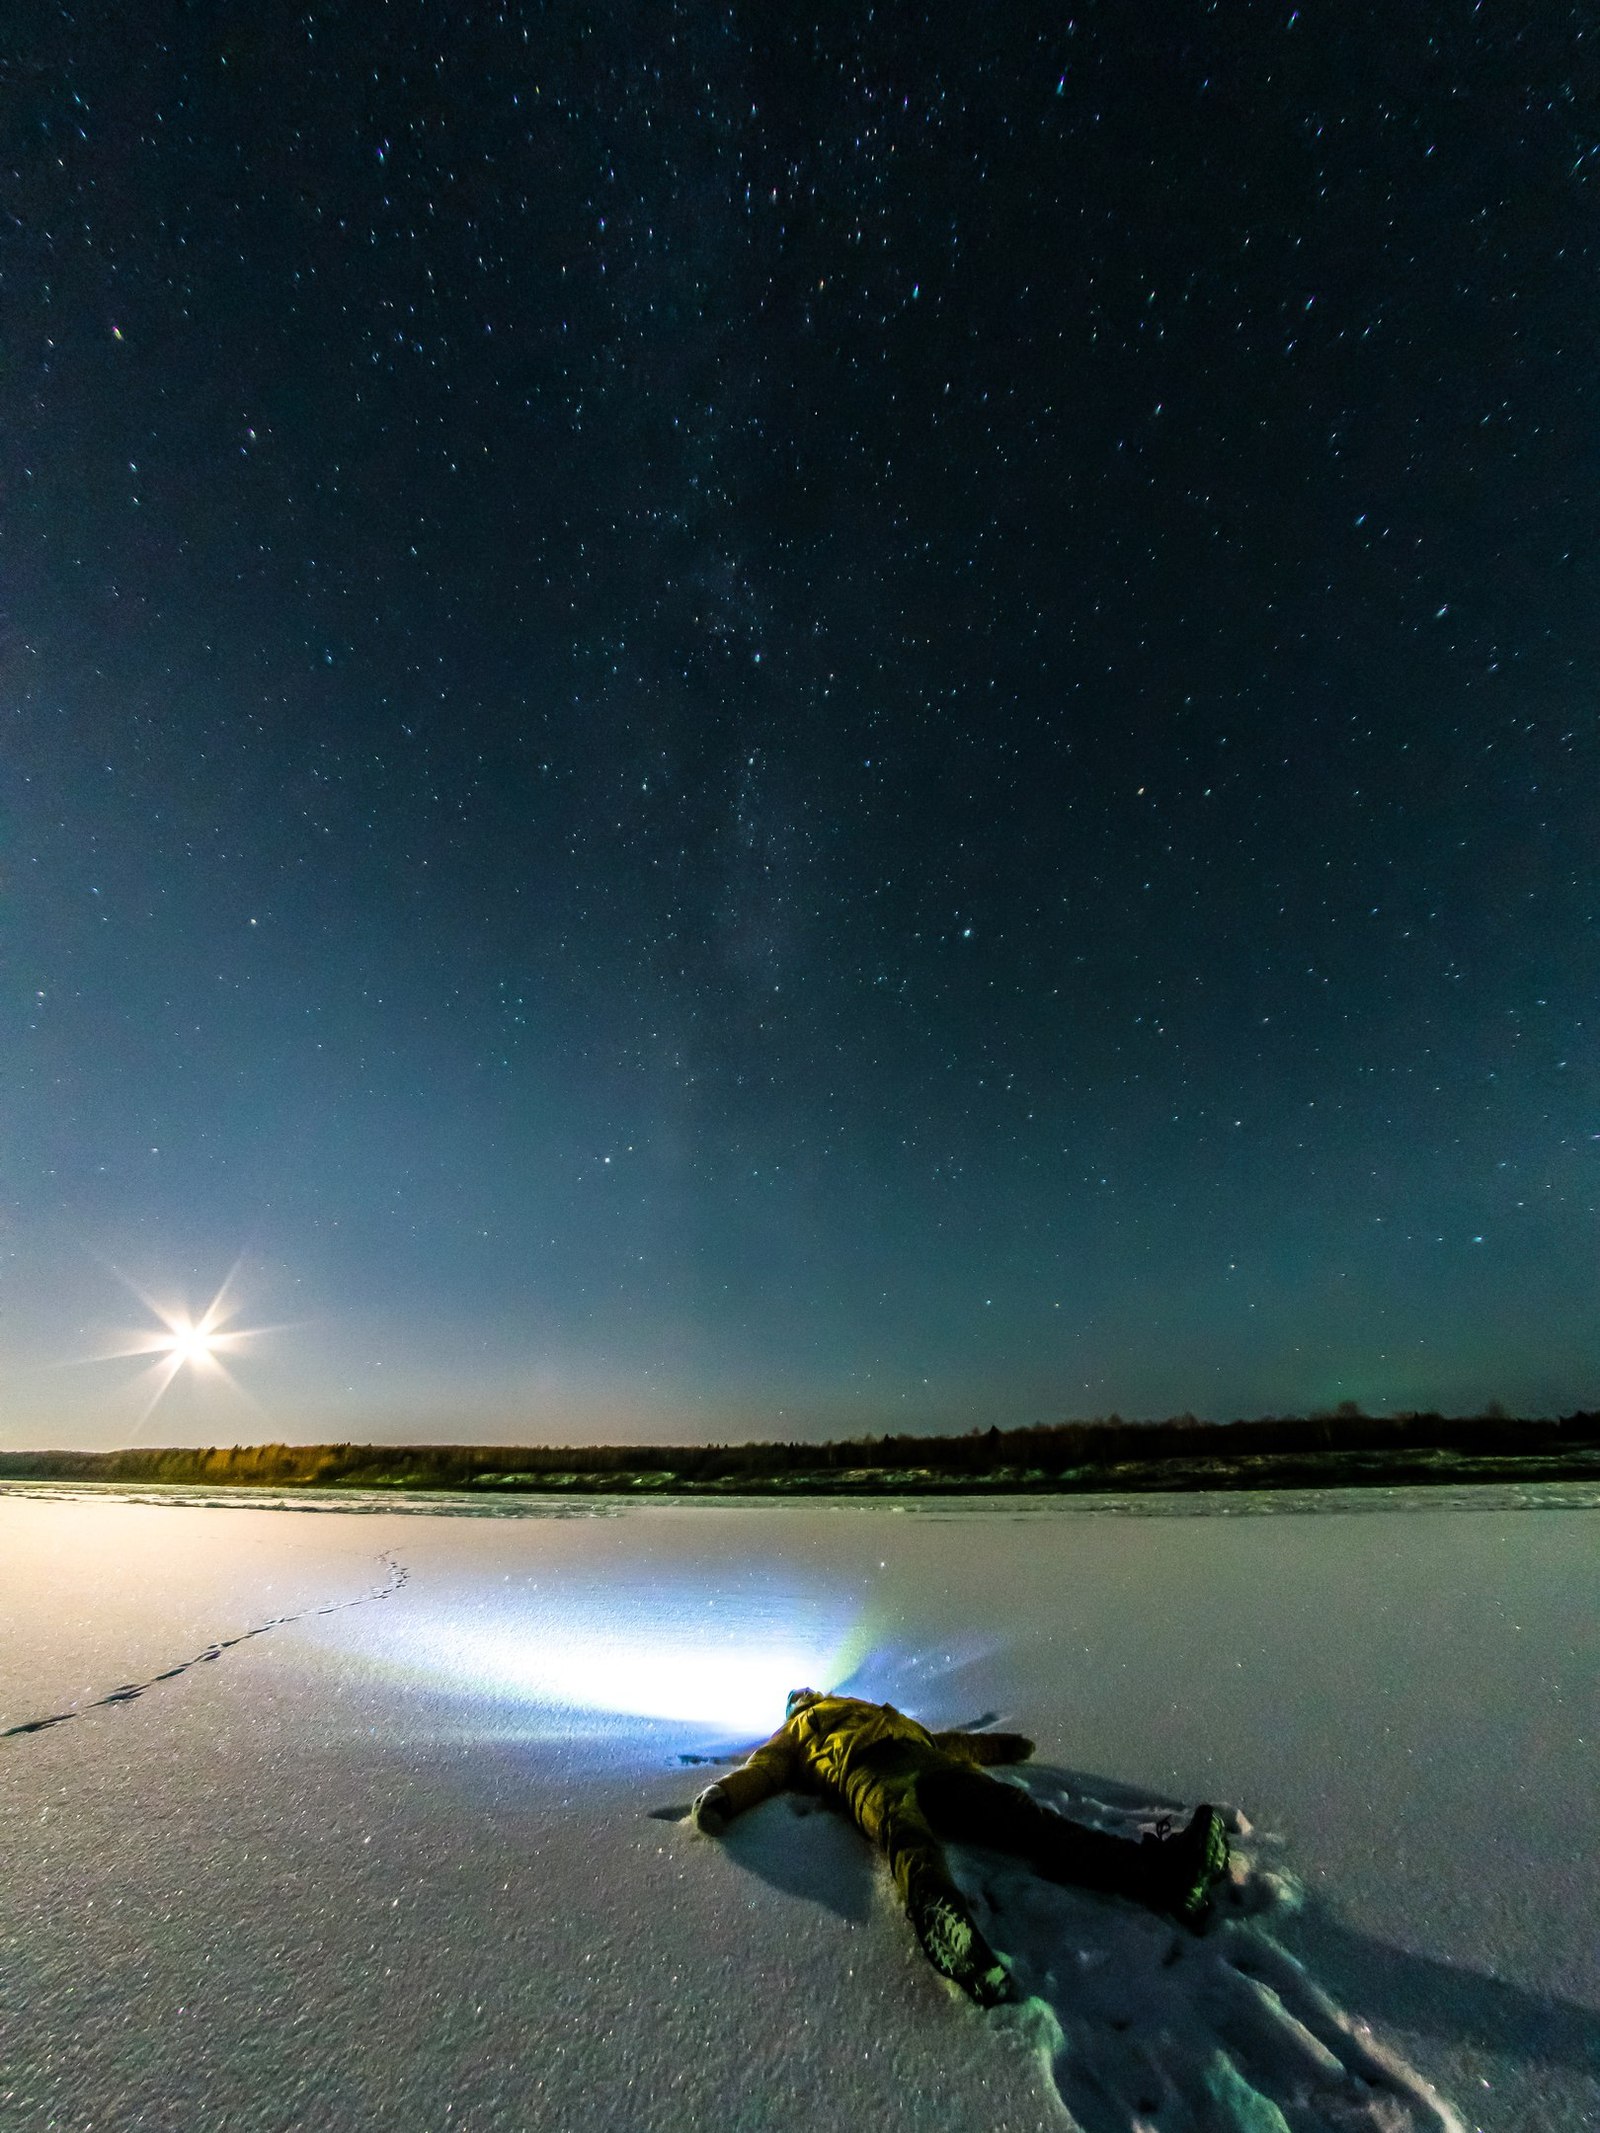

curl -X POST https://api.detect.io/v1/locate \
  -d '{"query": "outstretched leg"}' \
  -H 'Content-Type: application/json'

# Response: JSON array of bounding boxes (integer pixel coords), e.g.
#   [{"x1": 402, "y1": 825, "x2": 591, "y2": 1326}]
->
[
  {"x1": 919, "y1": 1762, "x2": 1228, "y2": 1924},
  {"x1": 872, "y1": 1782, "x2": 1015, "y2": 2006},
  {"x1": 920, "y1": 1761, "x2": 1145, "y2": 1892}
]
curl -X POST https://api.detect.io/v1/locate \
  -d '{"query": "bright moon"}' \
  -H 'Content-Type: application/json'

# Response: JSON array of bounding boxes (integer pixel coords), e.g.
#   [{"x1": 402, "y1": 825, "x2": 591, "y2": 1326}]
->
[
  {"x1": 86, "y1": 1270, "x2": 272, "y2": 1432},
  {"x1": 159, "y1": 1320, "x2": 224, "y2": 1369}
]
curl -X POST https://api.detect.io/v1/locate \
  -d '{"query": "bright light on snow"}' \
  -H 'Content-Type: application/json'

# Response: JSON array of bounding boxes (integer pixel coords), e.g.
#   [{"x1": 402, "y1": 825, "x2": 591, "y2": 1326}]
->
[
  {"x1": 390, "y1": 1587, "x2": 864, "y2": 1732},
  {"x1": 440, "y1": 1625, "x2": 834, "y2": 1730}
]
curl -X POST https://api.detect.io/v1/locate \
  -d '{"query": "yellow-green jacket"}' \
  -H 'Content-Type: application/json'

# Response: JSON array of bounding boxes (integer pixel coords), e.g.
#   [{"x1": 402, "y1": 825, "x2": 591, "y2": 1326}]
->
[{"x1": 698, "y1": 1693, "x2": 1034, "y2": 1864}]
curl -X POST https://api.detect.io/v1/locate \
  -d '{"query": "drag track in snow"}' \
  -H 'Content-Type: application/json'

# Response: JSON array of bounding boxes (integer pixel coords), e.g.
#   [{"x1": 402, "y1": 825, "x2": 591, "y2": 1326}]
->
[
  {"x1": 0, "y1": 1549, "x2": 409, "y2": 1740},
  {"x1": 973, "y1": 1774, "x2": 1468, "y2": 2133}
]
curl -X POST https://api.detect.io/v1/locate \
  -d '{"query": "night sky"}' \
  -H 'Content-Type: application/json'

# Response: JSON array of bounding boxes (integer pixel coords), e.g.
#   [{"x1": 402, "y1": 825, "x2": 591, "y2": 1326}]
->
[{"x1": 5, "y1": 5, "x2": 1597, "y2": 1449}]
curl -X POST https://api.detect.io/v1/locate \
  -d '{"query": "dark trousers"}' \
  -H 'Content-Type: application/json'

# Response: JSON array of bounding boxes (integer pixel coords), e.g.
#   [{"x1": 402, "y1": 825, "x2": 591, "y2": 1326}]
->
[{"x1": 876, "y1": 1759, "x2": 1149, "y2": 1919}]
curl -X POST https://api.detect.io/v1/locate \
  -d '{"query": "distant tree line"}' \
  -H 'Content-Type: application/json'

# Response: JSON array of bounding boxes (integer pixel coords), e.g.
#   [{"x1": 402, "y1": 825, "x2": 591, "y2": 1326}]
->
[{"x1": 2, "y1": 1406, "x2": 1597, "y2": 1494}]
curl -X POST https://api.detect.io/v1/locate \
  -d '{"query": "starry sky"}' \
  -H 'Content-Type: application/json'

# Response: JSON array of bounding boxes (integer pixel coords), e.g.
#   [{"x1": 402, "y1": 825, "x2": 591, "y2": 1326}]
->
[{"x1": 4, "y1": 4, "x2": 1597, "y2": 1450}]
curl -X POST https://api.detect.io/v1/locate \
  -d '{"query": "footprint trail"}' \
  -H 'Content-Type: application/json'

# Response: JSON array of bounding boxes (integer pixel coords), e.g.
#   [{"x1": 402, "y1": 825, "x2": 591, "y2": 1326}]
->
[{"x1": 2, "y1": 1551, "x2": 408, "y2": 1740}]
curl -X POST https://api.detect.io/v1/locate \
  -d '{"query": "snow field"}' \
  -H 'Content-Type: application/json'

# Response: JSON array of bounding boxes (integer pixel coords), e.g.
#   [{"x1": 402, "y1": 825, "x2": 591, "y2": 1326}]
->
[{"x1": 2, "y1": 1485, "x2": 1595, "y2": 2132}]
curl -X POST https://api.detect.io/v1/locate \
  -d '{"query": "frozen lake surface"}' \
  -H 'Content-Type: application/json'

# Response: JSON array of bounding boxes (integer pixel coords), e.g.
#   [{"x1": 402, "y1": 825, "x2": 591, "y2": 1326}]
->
[{"x1": 3, "y1": 1483, "x2": 1596, "y2": 2132}]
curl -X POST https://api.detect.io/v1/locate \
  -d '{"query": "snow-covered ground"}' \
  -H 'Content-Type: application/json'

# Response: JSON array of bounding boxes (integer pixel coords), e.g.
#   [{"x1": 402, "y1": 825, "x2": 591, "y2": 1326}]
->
[{"x1": 2, "y1": 1483, "x2": 1595, "y2": 2132}]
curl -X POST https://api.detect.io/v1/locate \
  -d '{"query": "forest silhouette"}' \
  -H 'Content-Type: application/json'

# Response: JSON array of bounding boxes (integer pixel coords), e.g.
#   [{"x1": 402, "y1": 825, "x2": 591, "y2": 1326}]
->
[{"x1": 3, "y1": 1406, "x2": 1597, "y2": 1496}]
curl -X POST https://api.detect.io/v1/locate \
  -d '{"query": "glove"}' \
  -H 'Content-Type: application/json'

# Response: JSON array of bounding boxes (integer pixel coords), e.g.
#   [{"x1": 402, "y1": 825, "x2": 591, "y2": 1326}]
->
[
  {"x1": 981, "y1": 1731, "x2": 1036, "y2": 1765},
  {"x1": 692, "y1": 1782, "x2": 731, "y2": 1835}
]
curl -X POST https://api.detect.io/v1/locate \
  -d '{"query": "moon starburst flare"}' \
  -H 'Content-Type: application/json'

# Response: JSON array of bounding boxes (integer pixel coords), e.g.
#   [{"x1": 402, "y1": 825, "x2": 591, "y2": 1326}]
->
[
  {"x1": 137, "y1": 1309, "x2": 236, "y2": 1371},
  {"x1": 79, "y1": 1268, "x2": 274, "y2": 1433}
]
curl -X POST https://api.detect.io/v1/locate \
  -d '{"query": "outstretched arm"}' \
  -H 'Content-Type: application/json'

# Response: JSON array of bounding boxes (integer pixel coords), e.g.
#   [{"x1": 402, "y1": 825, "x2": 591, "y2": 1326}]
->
[
  {"x1": 932, "y1": 1729, "x2": 1036, "y2": 1766},
  {"x1": 692, "y1": 1729, "x2": 799, "y2": 1833}
]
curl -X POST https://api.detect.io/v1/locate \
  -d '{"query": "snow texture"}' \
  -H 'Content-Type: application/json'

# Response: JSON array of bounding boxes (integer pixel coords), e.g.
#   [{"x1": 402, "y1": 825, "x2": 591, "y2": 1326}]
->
[{"x1": 2, "y1": 1484, "x2": 1596, "y2": 2133}]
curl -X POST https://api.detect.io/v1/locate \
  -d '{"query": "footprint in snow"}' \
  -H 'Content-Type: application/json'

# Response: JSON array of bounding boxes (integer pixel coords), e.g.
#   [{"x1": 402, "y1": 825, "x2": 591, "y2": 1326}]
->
[{"x1": 1, "y1": 1551, "x2": 408, "y2": 1743}]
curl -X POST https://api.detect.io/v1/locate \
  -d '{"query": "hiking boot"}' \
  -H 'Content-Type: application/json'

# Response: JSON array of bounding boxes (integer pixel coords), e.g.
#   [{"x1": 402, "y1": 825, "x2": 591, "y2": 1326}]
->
[
  {"x1": 1143, "y1": 1804, "x2": 1230, "y2": 1929},
  {"x1": 909, "y1": 1891, "x2": 1016, "y2": 2007}
]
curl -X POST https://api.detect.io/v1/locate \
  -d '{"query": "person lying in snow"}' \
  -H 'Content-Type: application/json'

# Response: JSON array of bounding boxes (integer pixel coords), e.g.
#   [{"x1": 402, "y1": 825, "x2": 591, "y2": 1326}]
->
[{"x1": 693, "y1": 1689, "x2": 1229, "y2": 2007}]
